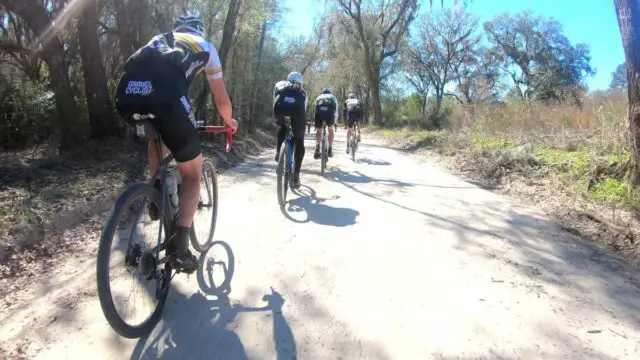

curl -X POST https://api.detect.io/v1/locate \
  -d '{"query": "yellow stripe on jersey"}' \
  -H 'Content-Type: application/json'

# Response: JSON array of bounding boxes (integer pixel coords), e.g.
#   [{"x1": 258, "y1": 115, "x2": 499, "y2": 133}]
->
[{"x1": 173, "y1": 33, "x2": 204, "y2": 53}]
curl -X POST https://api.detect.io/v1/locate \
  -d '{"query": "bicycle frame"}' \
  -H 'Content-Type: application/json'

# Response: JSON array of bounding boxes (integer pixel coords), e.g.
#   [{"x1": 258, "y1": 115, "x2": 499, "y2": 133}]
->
[
  {"x1": 135, "y1": 116, "x2": 234, "y2": 262},
  {"x1": 284, "y1": 118, "x2": 295, "y2": 176}
]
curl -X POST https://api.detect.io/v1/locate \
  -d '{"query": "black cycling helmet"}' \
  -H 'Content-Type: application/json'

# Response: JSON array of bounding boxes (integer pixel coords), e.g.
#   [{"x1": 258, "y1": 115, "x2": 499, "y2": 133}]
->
[
  {"x1": 174, "y1": 13, "x2": 207, "y2": 38},
  {"x1": 322, "y1": 87, "x2": 332, "y2": 94},
  {"x1": 348, "y1": 93, "x2": 358, "y2": 99}
]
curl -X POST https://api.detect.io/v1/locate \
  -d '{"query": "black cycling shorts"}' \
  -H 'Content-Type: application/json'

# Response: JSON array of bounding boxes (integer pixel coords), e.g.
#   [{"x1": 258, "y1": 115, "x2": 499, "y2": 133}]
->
[
  {"x1": 314, "y1": 110, "x2": 335, "y2": 128},
  {"x1": 346, "y1": 110, "x2": 362, "y2": 128},
  {"x1": 114, "y1": 62, "x2": 201, "y2": 163}
]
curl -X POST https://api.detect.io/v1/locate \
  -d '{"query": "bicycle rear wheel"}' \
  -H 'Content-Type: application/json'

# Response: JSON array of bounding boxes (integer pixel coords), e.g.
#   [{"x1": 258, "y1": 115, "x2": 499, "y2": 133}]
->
[
  {"x1": 351, "y1": 136, "x2": 356, "y2": 162},
  {"x1": 277, "y1": 140, "x2": 290, "y2": 207},
  {"x1": 190, "y1": 159, "x2": 218, "y2": 253},
  {"x1": 320, "y1": 142, "x2": 326, "y2": 175},
  {"x1": 96, "y1": 183, "x2": 172, "y2": 339}
]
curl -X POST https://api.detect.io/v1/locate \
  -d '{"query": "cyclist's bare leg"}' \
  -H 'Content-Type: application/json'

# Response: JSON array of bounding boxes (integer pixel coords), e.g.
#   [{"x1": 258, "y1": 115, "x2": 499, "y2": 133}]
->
[
  {"x1": 176, "y1": 154, "x2": 203, "y2": 228},
  {"x1": 315, "y1": 126, "x2": 322, "y2": 145},
  {"x1": 328, "y1": 125, "x2": 334, "y2": 147}
]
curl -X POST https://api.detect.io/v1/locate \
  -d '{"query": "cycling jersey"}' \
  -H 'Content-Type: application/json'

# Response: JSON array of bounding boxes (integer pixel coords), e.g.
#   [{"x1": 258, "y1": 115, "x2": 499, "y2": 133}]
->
[
  {"x1": 124, "y1": 31, "x2": 223, "y2": 86},
  {"x1": 314, "y1": 94, "x2": 339, "y2": 122},
  {"x1": 273, "y1": 80, "x2": 308, "y2": 110}
]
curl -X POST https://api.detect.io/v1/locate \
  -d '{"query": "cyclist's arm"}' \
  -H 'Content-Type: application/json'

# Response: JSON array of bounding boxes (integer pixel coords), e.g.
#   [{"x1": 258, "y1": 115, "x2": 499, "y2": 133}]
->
[
  {"x1": 333, "y1": 96, "x2": 339, "y2": 122},
  {"x1": 205, "y1": 45, "x2": 234, "y2": 128}
]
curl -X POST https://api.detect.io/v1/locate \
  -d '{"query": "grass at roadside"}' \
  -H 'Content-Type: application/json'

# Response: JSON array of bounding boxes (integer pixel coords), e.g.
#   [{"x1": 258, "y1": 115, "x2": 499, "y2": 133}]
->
[
  {"x1": 0, "y1": 128, "x2": 275, "y2": 264},
  {"x1": 368, "y1": 125, "x2": 639, "y2": 213}
]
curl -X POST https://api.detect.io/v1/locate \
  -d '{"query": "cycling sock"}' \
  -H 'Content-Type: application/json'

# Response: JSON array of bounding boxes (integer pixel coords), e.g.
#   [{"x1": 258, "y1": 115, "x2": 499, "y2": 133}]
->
[{"x1": 170, "y1": 225, "x2": 190, "y2": 254}]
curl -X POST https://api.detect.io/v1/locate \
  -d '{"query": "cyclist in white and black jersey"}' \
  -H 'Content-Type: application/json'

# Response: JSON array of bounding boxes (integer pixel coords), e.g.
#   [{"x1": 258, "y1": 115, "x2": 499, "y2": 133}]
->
[
  {"x1": 114, "y1": 14, "x2": 238, "y2": 273},
  {"x1": 313, "y1": 88, "x2": 339, "y2": 159}
]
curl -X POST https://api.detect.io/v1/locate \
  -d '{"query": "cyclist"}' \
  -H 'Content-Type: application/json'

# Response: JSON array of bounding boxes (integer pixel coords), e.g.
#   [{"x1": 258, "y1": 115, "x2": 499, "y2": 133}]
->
[
  {"x1": 273, "y1": 71, "x2": 308, "y2": 189},
  {"x1": 313, "y1": 88, "x2": 338, "y2": 159},
  {"x1": 343, "y1": 92, "x2": 363, "y2": 153},
  {"x1": 114, "y1": 13, "x2": 238, "y2": 273}
]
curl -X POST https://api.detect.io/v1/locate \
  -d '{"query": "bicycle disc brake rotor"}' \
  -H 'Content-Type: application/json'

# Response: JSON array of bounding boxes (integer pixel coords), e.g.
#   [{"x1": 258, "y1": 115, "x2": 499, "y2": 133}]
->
[{"x1": 139, "y1": 250, "x2": 157, "y2": 280}]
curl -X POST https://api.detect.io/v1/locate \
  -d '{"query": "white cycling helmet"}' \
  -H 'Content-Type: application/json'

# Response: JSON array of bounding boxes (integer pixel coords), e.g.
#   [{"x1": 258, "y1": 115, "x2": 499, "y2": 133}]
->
[{"x1": 287, "y1": 71, "x2": 304, "y2": 85}]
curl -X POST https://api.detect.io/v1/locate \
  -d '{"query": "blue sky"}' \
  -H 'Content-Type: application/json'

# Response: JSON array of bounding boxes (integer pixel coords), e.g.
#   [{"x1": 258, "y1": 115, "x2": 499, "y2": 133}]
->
[{"x1": 279, "y1": 0, "x2": 624, "y2": 91}]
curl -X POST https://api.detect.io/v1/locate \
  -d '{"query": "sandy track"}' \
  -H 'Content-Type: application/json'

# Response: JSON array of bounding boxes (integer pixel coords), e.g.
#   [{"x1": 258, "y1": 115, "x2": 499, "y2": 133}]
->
[{"x1": 1, "y1": 128, "x2": 640, "y2": 359}]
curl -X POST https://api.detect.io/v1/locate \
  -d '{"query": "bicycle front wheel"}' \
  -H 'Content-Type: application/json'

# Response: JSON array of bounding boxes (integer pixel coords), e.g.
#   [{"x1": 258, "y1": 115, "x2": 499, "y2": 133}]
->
[
  {"x1": 96, "y1": 183, "x2": 172, "y2": 339},
  {"x1": 190, "y1": 159, "x2": 218, "y2": 253}
]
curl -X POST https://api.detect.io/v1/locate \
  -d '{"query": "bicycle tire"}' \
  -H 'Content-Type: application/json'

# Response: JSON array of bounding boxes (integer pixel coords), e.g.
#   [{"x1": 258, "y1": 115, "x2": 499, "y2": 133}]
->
[
  {"x1": 320, "y1": 142, "x2": 326, "y2": 175},
  {"x1": 96, "y1": 183, "x2": 172, "y2": 339},
  {"x1": 351, "y1": 136, "x2": 356, "y2": 162},
  {"x1": 190, "y1": 159, "x2": 218, "y2": 253},
  {"x1": 277, "y1": 140, "x2": 290, "y2": 207}
]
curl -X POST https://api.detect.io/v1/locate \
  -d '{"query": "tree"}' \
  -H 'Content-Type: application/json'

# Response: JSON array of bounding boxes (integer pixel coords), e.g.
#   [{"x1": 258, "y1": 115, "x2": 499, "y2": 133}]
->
[
  {"x1": 336, "y1": 0, "x2": 419, "y2": 125},
  {"x1": 451, "y1": 47, "x2": 503, "y2": 105},
  {"x1": 408, "y1": 8, "x2": 479, "y2": 115},
  {"x1": 610, "y1": 62, "x2": 627, "y2": 90},
  {"x1": 77, "y1": 0, "x2": 117, "y2": 139},
  {"x1": 614, "y1": 0, "x2": 640, "y2": 185},
  {"x1": 0, "y1": 0, "x2": 83, "y2": 150},
  {"x1": 484, "y1": 11, "x2": 594, "y2": 104}
]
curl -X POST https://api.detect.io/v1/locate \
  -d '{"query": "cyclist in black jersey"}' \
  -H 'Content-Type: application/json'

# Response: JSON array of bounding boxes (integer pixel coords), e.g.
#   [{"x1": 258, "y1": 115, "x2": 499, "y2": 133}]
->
[
  {"x1": 114, "y1": 14, "x2": 238, "y2": 273},
  {"x1": 273, "y1": 72, "x2": 308, "y2": 189}
]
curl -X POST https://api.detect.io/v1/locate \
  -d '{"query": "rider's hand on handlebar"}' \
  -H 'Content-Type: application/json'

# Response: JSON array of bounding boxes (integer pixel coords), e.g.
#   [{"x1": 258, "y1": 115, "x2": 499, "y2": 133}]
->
[{"x1": 226, "y1": 118, "x2": 238, "y2": 134}]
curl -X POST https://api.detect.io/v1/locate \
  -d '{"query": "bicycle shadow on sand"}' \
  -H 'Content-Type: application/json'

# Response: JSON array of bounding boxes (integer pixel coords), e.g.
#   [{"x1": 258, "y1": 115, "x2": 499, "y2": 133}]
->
[
  {"x1": 280, "y1": 184, "x2": 360, "y2": 227},
  {"x1": 129, "y1": 242, "x2": 297, "y2": 360}
]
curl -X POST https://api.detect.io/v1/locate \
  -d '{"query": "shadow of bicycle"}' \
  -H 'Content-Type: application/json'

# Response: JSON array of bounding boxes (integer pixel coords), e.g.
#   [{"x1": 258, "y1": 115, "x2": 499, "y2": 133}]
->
[
  {"x1": 280, "y1": 185, "x2": 359, "y2": 227},
  {"x1": 129, "y1": 241, "x2": 297, "y2": 360}
]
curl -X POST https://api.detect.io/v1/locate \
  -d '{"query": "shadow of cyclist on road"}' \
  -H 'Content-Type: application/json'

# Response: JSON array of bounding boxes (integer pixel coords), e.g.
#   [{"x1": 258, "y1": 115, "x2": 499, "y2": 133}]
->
[
  {"x1": 281, "y1": 184, "x2": 359, "y2": 226},
  {"x1": 130, "y1": 287, "x2": 296, "y2": 360}
]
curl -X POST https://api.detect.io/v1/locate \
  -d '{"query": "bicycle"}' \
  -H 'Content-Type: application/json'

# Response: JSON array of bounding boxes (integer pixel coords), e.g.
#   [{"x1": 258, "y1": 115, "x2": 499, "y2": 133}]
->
[
  {"x1": 277, "y1": 116, "x2": 295, "y2": 207},
  {"x1": 96, "y1": 113, "x2": 234, "y2": 339},
  {"x1": 320, "y1": 122, "x2": 329, "y2": 174}
]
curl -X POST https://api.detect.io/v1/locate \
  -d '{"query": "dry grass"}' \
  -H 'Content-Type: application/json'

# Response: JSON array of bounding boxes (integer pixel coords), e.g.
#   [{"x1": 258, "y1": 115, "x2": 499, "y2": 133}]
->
[{"x1": 448, "y1": 90, "x2": 628, "y2": 154}]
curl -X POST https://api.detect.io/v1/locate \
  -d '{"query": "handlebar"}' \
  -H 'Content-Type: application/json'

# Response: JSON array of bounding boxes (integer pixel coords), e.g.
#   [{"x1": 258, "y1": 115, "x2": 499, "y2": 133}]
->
[{"x1": 196, "y1": 122, "x2": 234, "y2": 152}]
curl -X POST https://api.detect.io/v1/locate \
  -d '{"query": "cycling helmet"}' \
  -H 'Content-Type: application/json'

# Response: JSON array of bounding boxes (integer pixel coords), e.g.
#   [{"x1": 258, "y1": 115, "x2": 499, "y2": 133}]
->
[
  {"x1": 174, "y1": 14, "x2": 207, "y2": 38},
  {"x1": 287, "y1": 71, "x2": 304, "y2": 85},
  {"x1": 348, "y1": 93, "x2": 358, "y2": 99},
  {"x1": 322, "y1": 87, "x2": 332, "y2": 94}
]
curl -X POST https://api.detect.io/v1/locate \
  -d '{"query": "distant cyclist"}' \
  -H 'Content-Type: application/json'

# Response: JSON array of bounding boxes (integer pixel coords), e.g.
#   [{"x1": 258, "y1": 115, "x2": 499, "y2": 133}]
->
[
  {"x1": 313, "y1": 88, "x2": 338, "y2": 159},
  {"x1": 273, "y1": 71, "x2": 308, "y2": 189},
  {"x1": 114, "y1": 13, "x2": 238, "y2": 273},
  {"x1": 343, "y1": 92, "x2": 362, "y2": 153}
]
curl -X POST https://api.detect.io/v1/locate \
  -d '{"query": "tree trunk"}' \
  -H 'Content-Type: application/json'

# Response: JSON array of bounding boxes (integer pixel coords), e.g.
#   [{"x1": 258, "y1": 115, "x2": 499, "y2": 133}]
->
[
  {"x1": 366, "y1": 65, "x2": 383, "y2": 125},
  {"x1": 615, "y1": 0, "x2": 640, "y2": 185},
  {"x1": 78, "y1": 0, "x2": 117, "y2": 139},
  {"x1": 42, "y1": 40, "x2": 83, "y2": 150},
  {"x1": 218, "y1": 0, "x2": 242, "y2": 68},
  {"x1": 249, "y1": 21, "x2": 267, "y2": 133}
]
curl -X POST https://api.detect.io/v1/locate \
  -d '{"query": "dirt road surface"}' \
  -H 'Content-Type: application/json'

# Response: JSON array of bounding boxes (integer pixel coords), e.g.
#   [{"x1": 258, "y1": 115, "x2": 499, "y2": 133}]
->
[{"x1": 2, "y1": 128, "x2": 640, "y2": 359}]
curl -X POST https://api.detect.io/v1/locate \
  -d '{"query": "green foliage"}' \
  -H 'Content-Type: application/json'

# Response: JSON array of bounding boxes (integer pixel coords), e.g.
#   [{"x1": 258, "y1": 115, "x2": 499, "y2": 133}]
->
[
  {"x1": 610, "y1": 62, "x2": 627, "y2": 90},
  {"x1": 0, "y1": 67, "x2": 55, "y2": 149},
  {"x1": 589, "y1": 178, "x2": 629, "y2": 204}
]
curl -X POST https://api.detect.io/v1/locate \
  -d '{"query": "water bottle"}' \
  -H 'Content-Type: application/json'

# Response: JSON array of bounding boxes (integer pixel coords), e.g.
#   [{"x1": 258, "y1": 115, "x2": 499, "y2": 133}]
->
[{"x1": 166, "y1": 172, "x2": 179, "y2": 210}]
